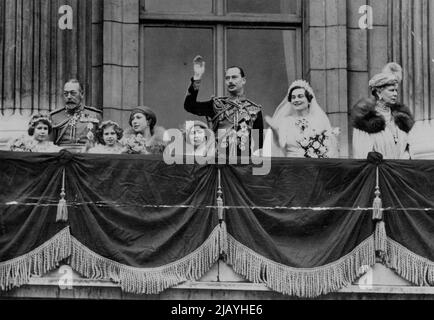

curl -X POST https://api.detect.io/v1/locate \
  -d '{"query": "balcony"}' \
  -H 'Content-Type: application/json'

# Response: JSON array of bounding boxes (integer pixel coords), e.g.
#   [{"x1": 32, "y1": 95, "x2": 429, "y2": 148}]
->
[{"x1": 0, "y1": 151, "x2": 433, "y2": 300}]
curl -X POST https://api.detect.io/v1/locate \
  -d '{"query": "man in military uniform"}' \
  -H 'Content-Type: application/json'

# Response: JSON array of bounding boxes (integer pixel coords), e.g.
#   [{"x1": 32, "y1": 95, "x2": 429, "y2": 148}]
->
[
  {"x1": 50, "y1": 79, "x2": 102, "y2": 153},
  {"x1": 184, "y1": 56, "x2": 263, "y2": 159}
]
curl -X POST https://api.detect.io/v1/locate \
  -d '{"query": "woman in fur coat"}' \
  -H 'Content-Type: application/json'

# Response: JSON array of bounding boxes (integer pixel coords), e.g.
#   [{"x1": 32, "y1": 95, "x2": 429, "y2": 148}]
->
[
  {"x1": 351, "y1": 63, "x2": 415, "y2": 159},
  {"x1": 122, "y1": 107, "x2": 167, "y2": 155}
]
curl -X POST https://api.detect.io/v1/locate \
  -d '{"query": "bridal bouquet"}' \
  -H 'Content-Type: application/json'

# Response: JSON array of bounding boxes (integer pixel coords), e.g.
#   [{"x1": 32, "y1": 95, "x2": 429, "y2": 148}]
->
[{"x1": 297, "y1": 128, "x2": 340, "y2": 158}]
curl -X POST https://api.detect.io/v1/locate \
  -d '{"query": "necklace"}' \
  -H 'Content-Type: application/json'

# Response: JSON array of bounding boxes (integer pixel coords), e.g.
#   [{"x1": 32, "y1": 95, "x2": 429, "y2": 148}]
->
[
  {"x1": 389, "y1": 122, "x2": 399, "y2": 145},
  {"x1": 376, "y1": 100, "x2": 390, "y2": 111},
  {"x1": 377, "y1": 102, "x2": 399, "y2": 145}
]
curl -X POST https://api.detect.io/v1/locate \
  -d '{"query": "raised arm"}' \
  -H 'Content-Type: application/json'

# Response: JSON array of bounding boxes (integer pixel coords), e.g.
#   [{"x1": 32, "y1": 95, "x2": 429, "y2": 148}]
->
[{"x1": 184, "y1": 55, "x2": 214, "y2": 117}]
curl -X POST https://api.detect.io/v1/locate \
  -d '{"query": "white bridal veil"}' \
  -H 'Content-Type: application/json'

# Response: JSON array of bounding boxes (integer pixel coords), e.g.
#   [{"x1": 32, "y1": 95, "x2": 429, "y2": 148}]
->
[{"x1": 263, "y1": 80, "x2": 332, "y2": 157}]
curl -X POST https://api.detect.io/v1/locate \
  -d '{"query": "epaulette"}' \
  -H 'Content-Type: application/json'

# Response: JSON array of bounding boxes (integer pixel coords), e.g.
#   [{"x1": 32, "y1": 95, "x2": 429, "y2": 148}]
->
[
  {"x1": 212, "y1": 97, "x2": 230, "y2": 110},
  {"x1": 244, "y1": 99, "x2": 262, "y2": 110},
  {"x1": 84, "y1": 105, "x2": 102, "y2": 114},
  {"x1": 49, "y1": 107, "x2": 66, "y2": 116},
  {"x1": 212, "y1": 96, "x2": 228, "y2": 102}
]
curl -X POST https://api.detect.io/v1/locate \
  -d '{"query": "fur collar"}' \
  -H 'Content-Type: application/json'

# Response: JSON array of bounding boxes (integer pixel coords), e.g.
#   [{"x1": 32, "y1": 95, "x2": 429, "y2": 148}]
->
[
  {"x1": 351, "y1": 98, "x2": 414, "y2": 134},
  {"x1": 124, "y1": 126, "x2": 166, "y2": 145}
]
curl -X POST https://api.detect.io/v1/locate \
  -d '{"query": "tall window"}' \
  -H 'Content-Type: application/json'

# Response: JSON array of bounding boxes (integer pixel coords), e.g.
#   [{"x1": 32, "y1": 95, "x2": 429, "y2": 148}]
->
[{"x1": 139, "y1": 0, "x2": 303, "y2": 129}]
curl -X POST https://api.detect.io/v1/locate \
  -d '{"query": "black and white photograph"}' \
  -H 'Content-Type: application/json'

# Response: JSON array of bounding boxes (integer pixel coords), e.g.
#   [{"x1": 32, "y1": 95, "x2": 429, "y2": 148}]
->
[{"x1": 0, "y1": 0, "x2": 433, "y2": 306}]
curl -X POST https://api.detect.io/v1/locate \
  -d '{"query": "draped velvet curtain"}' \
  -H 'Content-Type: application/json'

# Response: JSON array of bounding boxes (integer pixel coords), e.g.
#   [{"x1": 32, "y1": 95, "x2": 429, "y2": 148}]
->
[{"x1": 1, "y1": 151, "x2": 433, "y2": 297}]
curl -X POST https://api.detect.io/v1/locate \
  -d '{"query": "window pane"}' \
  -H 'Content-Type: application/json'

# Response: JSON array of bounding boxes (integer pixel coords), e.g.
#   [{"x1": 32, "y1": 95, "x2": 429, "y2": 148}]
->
[
  {"x1": 227, "y1": 28, "x2": 301, "y2": 120},
  {"x1": 227, "y1": 0, "x2": 300, "y2": 14},
  {"x1": 140, "y1": 27, "x2": 214, "y2": 130},
  {"x1": 142, "y1": 0, "x2": 213, "y2": 14}
]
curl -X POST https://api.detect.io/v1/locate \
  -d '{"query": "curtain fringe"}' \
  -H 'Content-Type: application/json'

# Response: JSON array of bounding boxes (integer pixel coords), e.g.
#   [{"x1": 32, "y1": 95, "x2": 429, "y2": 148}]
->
[
  {"x1": 0, "y1": 227, "x2": 71, "y2": 291},
  {"x1": 69, "y1": 225, "x2": 222, "y2": 295},
  {"x1": 386, "y1": 238, "x2": 434, "y2": 286},
  {"x1": 226, "y1": 234, "x2": 376, "y2": 298}
]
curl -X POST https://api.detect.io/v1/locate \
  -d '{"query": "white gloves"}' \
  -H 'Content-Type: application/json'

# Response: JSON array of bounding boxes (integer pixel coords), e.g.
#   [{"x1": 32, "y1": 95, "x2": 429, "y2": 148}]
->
[{"x1": 193, "y1": 55, "x2": 205, "y2": 80}]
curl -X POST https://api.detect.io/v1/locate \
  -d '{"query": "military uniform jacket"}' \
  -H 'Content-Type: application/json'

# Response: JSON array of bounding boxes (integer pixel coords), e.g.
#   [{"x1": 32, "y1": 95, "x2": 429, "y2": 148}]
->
[
  {"x1": 50, "y1": 105, "x2": 102, "y2": 146},
  {"x1": 184, "y1": 79, "x2": 264, "y2": 153}
]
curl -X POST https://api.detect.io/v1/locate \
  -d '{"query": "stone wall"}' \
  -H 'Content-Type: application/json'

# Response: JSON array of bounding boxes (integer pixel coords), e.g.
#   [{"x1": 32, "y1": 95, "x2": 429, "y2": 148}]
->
[
  {"x1": 305, "y1": 0, "x2": 391, "y2": 158},
  {"x1": 305, "y1": 0, "x2": 349, "y2": 157},
  {"x1": 102, "y1": 0, "x2": 140, "y2": 127},
  {"x1": 1, "y1": 0, "x2": 431, "y2": 155}
]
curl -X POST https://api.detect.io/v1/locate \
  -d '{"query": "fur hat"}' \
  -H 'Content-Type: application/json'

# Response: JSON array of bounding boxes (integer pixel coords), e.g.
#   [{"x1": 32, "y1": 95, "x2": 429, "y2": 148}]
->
[{"x1": 368, "y1": 62, "x2": 403, "y2": 90}]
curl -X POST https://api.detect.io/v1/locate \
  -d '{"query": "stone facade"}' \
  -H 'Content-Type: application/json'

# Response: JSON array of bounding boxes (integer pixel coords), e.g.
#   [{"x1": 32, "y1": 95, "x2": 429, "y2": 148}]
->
[{"x1": 0, "y1": 0, "x2": 431, "y2": 157}]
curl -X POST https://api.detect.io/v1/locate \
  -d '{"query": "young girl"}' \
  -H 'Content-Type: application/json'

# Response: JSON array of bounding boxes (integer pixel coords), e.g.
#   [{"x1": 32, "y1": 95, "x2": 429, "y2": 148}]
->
[
  {"x1": 8, "y1": 114, "x2": 61, "y2": 152},
  {"x1": 87, "y1": 120, "x2": 125, "y2": 154}
]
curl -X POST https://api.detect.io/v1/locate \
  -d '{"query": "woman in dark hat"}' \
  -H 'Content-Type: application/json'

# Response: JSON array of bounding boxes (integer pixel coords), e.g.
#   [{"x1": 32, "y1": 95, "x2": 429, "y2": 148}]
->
[
  {"x1": 122, "y1": 107, "x2": 166, "y2": 154},
  {"x1": 351, "y1": 63, "x2": 414, "y2": 159}
]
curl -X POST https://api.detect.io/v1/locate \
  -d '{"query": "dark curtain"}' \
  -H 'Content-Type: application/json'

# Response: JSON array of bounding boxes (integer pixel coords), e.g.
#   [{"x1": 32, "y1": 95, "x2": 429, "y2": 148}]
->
[
  {"x1": 0, "y1": 151, "x2": 68, "y2": 261},
  {"x1": 66, "y1": 154, "x2": 219, "y2": 267},
  {"x1": 221, "y1": 158, "x2": 377, "y2": 267},
  {"x1": 1, "y1": 151, "x2": 434, "y2": 295},
  {"x1": 380, "y1": 161, "x2": 434, "y2": 261}
]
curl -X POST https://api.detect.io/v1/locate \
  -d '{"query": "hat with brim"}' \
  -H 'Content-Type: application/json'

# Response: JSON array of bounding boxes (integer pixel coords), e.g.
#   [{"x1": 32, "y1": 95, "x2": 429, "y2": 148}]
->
[
  {"x1": 369, "y1": 62, "x2": 403, "y2": 90},
  {"x1": 368, "y1": 73, "x2": 399, "y2": 90},
  {"x1": 129, "y1": 107, "x2": 157, "y2": 128}
]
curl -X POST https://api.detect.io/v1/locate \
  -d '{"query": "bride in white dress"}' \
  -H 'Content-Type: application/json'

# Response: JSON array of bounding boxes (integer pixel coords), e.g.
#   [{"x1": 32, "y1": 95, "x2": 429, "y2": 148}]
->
[{"x1": 263, "y1": 80, "x2": 339, "y2": 158}]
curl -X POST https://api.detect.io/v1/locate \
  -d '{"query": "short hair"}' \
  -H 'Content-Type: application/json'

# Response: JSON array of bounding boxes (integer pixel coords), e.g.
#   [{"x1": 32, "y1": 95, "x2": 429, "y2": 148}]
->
[
  {"x1": 65, "y1": 79, "x2": 83, "y2": 92},
  {"x1": 28, "y1": 115, "x2": 53, "y2": 136},
  {"x1": 288, "y1": 86, "x2": 314, "y2": 103},
  {"x1": 96, "y1": 120, "x2": 124, "y2": 145},
  {"x1": 226, "y1": 66, "x2": 245, "y2": 78}
]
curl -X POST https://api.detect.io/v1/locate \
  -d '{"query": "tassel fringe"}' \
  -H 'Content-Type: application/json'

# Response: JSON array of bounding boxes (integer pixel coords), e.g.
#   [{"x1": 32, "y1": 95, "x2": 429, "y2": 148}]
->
[
  {"x1": 226, "y1": 234, "x2": 376, "y2": 298},
  {"x1": 374, "y1": 221, "x2": 387, "y2": 253},
  {"x1": 0, "y1": 227, "x2": 71, "y2": 291},
  {"x1": 372, "y1": 166, "x2": 383, "y2": 221},
  {"x1": 219, "y1": 221, "x2": 228, "y2": 258},
  {"x1": 372, "y1": 196, "x2": 383, "y2": 221},
  {"x1": 3, "y1": 227, "x2": 434, "y2": 296},
  {"x1": 69, "y1": 226, "x2": 222, "y2": 295},
  {"x1": 56, "y1": 169, "x2": 68, "y2": 222},
  {"x1": 386, "y1": 238, "x2": 434, "y2": 286},
  {"x1": 56, "y1": 199, "x2": 68, "y2": 222}
]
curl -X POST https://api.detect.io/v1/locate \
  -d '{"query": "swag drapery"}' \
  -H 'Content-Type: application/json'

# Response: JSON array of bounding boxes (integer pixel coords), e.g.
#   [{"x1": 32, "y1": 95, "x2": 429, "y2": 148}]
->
[{"x1": 0, "y1": 151, "x2": 433, "y2": 298}]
